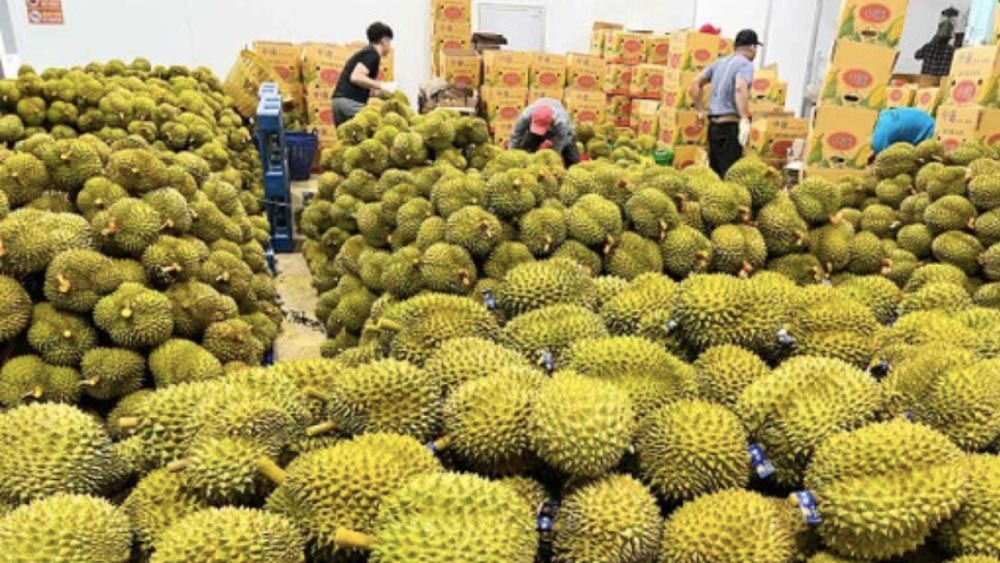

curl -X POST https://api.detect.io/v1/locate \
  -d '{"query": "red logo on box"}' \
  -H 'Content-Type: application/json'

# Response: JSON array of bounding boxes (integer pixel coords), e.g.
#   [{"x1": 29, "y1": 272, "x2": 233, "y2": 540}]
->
[
  {"x1": 502, "y1": 73, "x2": 524, "y2": 87},
  {"x1": 576, "y1": 75, "x2": 597, "y2": 89},
  {"x1": 663, "y1": 92, "x2": 677, "y2": 106},
  {"x1": 660, "y1": 130, "x2": 674, "y2": 144},
  {"x1": 859, "y1": 3, "x2": 891, "y2": 23},
  {"x1": 538, "y1": 72, "x2": 559, "y2": 87},
  {"x1": 320, "y1": 68, "x2": 340, "y2": 85},
  {"x1": 952, "y1": 80, "x2": 978, "y2": 104},
  {"x1": 648, "y1": 74, "x2": 664, "y2": 88},
  {"x1": 987, "y1": 132, "x2": 1000, "y2": 146},
  {"x1": 694, "y1": 49, "x2": 713, "y2": 63},
  {"x1": 684, "y1": 124, "x2": 703, "y2": 138},
  {"x1": 770, "y1": 139, "x2": 793, "y2": 157},
  {"x1": 753, "y1": 78, "x2": 771, "y2": 91},
  {"x1": 919, "y1": 92, "x2": 932, "y2": 104},
  {"x1": 943, "y1": 138, "x2": 960, "y2": 151},
  {"x1": 317, "y1": 108, "x2": 334, "y2": 125},
  {"x1": 453, "y1": 75, "x2": 473, "y2": 87},
  {"x1": 624, "y1": 39, "x2": 643, "y2": 53},
  {"x1": 443, "y1": 39, "x2": 464, "y2": 50},
  {"x1": 889, "y1": 89, "x2": 903, "y2": 101},
  {"x1": 499, "y1": 106, "x2": 520, "y2": 120},
  {"x1": 274, "y1": 66, "x2": 293, "y2": 80},
  {"x1": 843, "y1": 69, "x2": 874, "y2": 89},
  {"x1": 442, "y1": 6, "x2": 464, "y2": 19},
  {"x1": 828, "y1": 132, "x2": 858, "y2": 151},
  {"x1": 578, "y1": 110, "x2": 598, "y2": 122}
]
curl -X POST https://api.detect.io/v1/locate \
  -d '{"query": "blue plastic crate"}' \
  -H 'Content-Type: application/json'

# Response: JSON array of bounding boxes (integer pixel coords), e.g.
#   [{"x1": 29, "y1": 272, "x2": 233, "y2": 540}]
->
[{"x1": 286, "y1": 131, "x2": 318, "y2": 180}]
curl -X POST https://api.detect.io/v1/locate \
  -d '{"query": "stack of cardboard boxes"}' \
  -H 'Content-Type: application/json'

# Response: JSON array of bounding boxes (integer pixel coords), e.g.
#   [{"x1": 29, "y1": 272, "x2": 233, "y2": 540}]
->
[
  {"x1": 253, "y1": 41, "x2": 303, "y2": 109},
  {"x1": 481, "y1": 50, "x2": 532, "y2": 145},
  {"x1": 804, "y1": 0, "x2": 908, "y2": 180},
  {"x1": 935, "y1": 44, "x2": 1000, "y2": 150},
  {"x1": 431, "y1": 0, "x2": 473, "y2": 76}
]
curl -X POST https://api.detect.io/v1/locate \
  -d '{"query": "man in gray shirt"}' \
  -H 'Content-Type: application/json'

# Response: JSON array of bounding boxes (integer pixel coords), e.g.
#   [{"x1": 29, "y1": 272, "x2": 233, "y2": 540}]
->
[
  {"x1": 509, "y1": 98, "x2": 581, "y2": 167},
  {"x1": 690, "y1": 29, "x2": 761, "y2": 176}
]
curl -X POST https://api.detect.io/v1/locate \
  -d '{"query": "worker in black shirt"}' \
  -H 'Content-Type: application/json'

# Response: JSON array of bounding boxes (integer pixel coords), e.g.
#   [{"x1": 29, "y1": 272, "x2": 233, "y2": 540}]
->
[{"x1": 332, "y1": 22, "x2": 396, "y2": 125}]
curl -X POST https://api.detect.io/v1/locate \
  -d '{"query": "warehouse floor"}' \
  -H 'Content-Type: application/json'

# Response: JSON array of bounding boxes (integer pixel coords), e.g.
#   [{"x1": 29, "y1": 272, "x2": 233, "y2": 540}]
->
[{"x1": 273, "y1": 177, "x2": 325, "y2": 361}]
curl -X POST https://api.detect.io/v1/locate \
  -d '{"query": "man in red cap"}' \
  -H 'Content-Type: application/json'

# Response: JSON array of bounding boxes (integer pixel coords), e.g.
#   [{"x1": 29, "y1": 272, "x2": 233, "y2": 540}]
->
[{"x1": 508, "y1": 97, "x2": 581, "y2": 167}]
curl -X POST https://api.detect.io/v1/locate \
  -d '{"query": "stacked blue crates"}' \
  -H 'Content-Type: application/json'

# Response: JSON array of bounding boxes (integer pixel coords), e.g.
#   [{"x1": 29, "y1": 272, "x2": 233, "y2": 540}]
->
[{"x1": 255, "y1": 83, "x2": 295, "y2": 253}]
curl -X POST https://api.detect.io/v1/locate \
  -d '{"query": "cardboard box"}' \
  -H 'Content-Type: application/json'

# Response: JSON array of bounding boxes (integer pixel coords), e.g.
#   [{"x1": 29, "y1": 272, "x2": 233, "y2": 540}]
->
[
  {"x1": 380, "y1": 49, "x2": 394, "y2": 81},
  {"x1": 528, "y1": 85, "x2": 564, "y2": 103},
  {"x1": 529, "y1": 53, "x2": 567, "y2": 88},
  {"x1": 254, "y1": 40, "x2": 300, "y2": 83},
  {"x1": 483, "y1": 50, "x2": 532, "y2": 87},
  {"x1": 885, "y1": 84, "x2": 917, "y2": 108},
  {"x1": 591, "y1": 21, "x2": 624, "y2": 56},
  {"x1": 935, "y1": 105, "x2": 983, "y2": 151},
  {"x1": 806, "y1": 104, "x2": 879, "y2": 169},
  {"x1": 432, "y1": 0, "x2": 471, "y2": 22},
  {"x1": 566, "y1": 53, "x2": 606, "y2": 90},
  {"x1": 607, "y1": 95, "x2": 632, "y2": 128},
  {"x1": 674, "y1": 145, "x2": 708, "y2": 170},
  {"x1": 750, "y1": 99, "x2": 787, "y2": 116},
  {"x1": 803, "y1": 166, "x2": 868, "y2": 182},
  {"x1": 718, "y1": 37, "x2": 734, "y2": 57},
  {"x1": 749, "y1": 116, "x2": 809, "y2": 164},
  {"x1": 305, "y1": 89, "x2": 334, "y2": 118},
  {"x1": 431, "y1": 20, "x2": 472, "y2": 71},
  {"x1": 913, "y1": 87, "x2": 942, "y2": 114},
  {"x1": 480, "y1": 86, "x2": 528, "y2": 122},
  {"x1": 309, "y1": 100, "x2": 335, "y2": 128},
  {"x1": 658, "y1": 107, "x2": 705, "y2": 146},
  {"x1": 836, "y1": 0, "x2": 909, "y2": 48},
  {"x1": 630, "y1": 64, "x2": 667, "y2": 100},
  {"x1": 647, "y1": 35, "x2": 671, "y2": 65},
  {"x1": 604, "y1": 64, "x2": 634, "y2": 96},
  {"x1": 662, "y1": 69, "x2": 708, "y2": 109},
  {"x1": 752, "y1": 65, "x2": 780, "y2": 101},
  {"x1": 977, "y1": 108, "x2": 1000, "y2": 148},
  {"x1": 668, "y1": 30, "x2": 719, "y2": 71},
  {"x1": 819, "y1": 39, "x2": 898, "y2": 108},
  {"x1": 563, "y1": 88, "x2": 605, "y2": 124},
  {"x1": 630, "y1": 100, "x2": 660, "y2": 136},
  {"x1": 604, "y1": 31, "x2": 650, "y2": 64},
  {"x1": 491, "y1": 119, "x2": 517, "y2": 146},
  {"x1": 300, "y1": 43, "x2": 353, "y2": 88},
  {"x1": 774, "y1": 80, "x2": 787, "y2": 105},
  {"x1": 439, "y1": 49, "x2": 481, "y2": 87},
  {"x1": 944, "y1": 45, "x2": 1000, "y2": 107}
]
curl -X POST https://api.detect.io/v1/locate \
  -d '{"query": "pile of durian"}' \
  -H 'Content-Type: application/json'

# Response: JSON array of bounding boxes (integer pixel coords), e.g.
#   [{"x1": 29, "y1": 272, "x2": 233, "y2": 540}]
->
[{"x1": 0, "y1": 59, "x2": 282, "y2": 458}]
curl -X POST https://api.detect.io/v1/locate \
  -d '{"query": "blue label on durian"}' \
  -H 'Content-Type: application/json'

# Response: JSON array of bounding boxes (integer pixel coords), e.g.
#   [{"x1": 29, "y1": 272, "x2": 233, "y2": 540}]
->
[
  {"x1": 536, "y1": 501, "x2": 559, "y2": 535},
  {"x1": 539, "y1": 349, "x2": 555, "y2": 373},
  {"x1": 820, "y1": 277, "x2": 832, "y2": 286},
  {"x1": 777, "y1": 327, "x2": 795, "y2": 347},
  {"x1": 869, "y1": 359, "x2": 891, "y2": 380},
  {"x1": 749, "y1": 443, "x2": 775, "y2": 479},
  {"x1": 426, "y1": 441, "x2": 439, "y2": 454},
  {"x1": 903, "y1": 411, "x2": 915, "y2": 422},
  {"x1": 481, "y1": 289, "x2": 497, "y2": 311},
  {"x1": 793, "y1": 491, "x2": 821, "y2": 524},
  {"x1": 664, "y1": 319, "x2": 678, "y2": 333}
]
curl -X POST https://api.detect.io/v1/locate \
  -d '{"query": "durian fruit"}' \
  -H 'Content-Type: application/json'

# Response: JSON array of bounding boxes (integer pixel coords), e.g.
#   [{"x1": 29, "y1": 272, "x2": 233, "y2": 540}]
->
[
  {"x1": 148, "y1": 338, "x2": 224, "y2": 386},
  {"x1": 933, "y1": 231, "x2": 985, "y2": 275},
  {"x1": 142, "y1": 235, "x2": 202, "y2": 285},
  {"x1": 906, "y1": 263, "x2": 971, "y2": 292},
  {"x1": 896, "y1": 224, "x2": 934, "y2": 258},
  {"x1": 261, "y1": 433, "x2": 443, "y2": 553},
  {"x1": 757, "y1": 192, "x2": 809, "y2": 257},
  {"x1": 419, "y1": 242, "x2": 477, "y2": 294},
  {"x1": 600, "y1": 273, "x2": 675, "y2": 334},
  {"x1": 422, "y1": 336, "x2": 536, "y2": 394},
  {"x1": 658, "y1": 488, "x2": 795, "y2": 563},
  {"x1": 335, "y1": 472, "x2": 537, "y2": 563},
  {"x1": 693, "y1": 344, "x2": 770, "y2": 407},
  {"x1": 604, "y1": 231, "x2": 664, "y2": 280},
  {"x1": 0, "y1": 274, "x2": 31, "y2": 342},
  {"x1": 881, "y1": 309, "x2": 978, "y2": 350},
  {"x1": 835, "y1": 275, "x2": 902, "y2": 324},
  {"x1": 497, "y1": 258, "x2": 596, "y2": 317},
  {"x1": 635, "y1": 399, "x2": 750, "y2": 501},
  {"x1": 925, "y1": 194, "x2": 977, "y2": 234},
  {"x1": 122, "y1": 468, "x2": 211, "y2": 555},
  {"x1": 444, "y1": 205, "x2": 502, "y2": 258},
  {"x1": 0, "y1": 493, "x2": 132, "y2": 563},
  {"x1": 91, "y1": 197, "x2": 162, "y2": 257},
  {"x1": 803, "y1": 419, "x2": 967, "y2": 560},
  {"x1": 725, "y1": 157, "x2": 784, "y2": 209},
  {"x1": 0, "y1": 403, "x2": 116, "y2": 507},
  {"x1": 26, "y1": 302, "x2": 98, "y2": 366},
  {"x1": 736, "y1": 356, "x2": 883, "y2": 488},
  {"x1": 564, "y1": 335, "x2": 698, "y2": 420},
  {"x1": 567, "y1": 193, "x2": 624, "y2": 250},
  {"x1": 42, "y1": 249, "x2": 122, "y2": 313},
  {"x1": 520, "y1": 206, "x2": 568, "y2": 256},
  {"x1": 875, "y1": 142, "x2": 920, "y2": 178},
  {"x1": 626, "y1": 188, "x2": 678, "y2": 241},
  {"x1": 936, "y1": 454, "x2": 1000, "y2": 558},
  {"x1": 529, "y1": 370, "x2": 634, "y2": 478},
  {"x1": 898, "y1": 281, "x2": 973, "y2": 315},
  {"x1": 969, "y1": 173, "x2": 1000, "y2": 211},
  {"x1": 438, "y1": 369, "x2": 545, "y2": 474},
  {"x1": 93, "y1": 281, "x2": 174, "y2": 348},
  {"x1": 0, "y1": 354, "x2": 80, "y2": 406},
  {"x1": 659, "y1": 224, "x2": 713, "y2": 278},
  {"x1": 150, "y1": 507, "x2": 305, "y2": 563},
  {"x1": 673, "y1": 274, "x2": 786, "y2": 354},
  {"x1": 79, "y1": 347, "x2": 144, "y2": 400},
  {"x1": 553, "y1": 474, "x2": 663, "y2": 563},
  {"x1": 552, "y1": 239, "x2": 603, "y2": 275},
  {"x1": 710, "y1": 224, "x2": 767, "y2": 276},
  {"x1": 202, "y1": 318, "x2": 265, "y2": 365},
  {"x1": 945, "y1": 557, "x2": 1000, "y2": 563},
  {"x1": 328, "y1": 359, "x2": 441, "y2": 442},
  {"x1": 501, "y1": 303, "x2": 609, "y2": 366},
  {"x1": 780, "y1": 287, "x2": 882, "y2": 368},
  {"x1": 117, "y1": 380, "x2": 218, "y2": 471},
  {"x1": 792, "y1": 177, "x2": 841, "y2": 226}
]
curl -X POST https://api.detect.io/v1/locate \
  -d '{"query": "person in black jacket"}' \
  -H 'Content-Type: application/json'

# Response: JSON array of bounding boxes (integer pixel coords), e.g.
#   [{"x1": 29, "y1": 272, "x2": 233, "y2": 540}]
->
[
  {"x1": 915, "y1": 20, "x2": 955, "y2": 78},
  {"x1": 332, "y1": 22, "x2": 396, "y2": 125}
]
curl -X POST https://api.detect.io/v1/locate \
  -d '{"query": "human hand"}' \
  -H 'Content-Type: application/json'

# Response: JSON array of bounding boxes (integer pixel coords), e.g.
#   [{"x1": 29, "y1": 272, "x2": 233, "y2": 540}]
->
[
  {"x1": 738, "y1": 118, "x2": 751, "y2": 147},
  {"x1": 380, "y1": 81, "x2": 398, "y2": 94},
  {"x1": 696, "y1": 111, "x2": 707, "y2": 127}
]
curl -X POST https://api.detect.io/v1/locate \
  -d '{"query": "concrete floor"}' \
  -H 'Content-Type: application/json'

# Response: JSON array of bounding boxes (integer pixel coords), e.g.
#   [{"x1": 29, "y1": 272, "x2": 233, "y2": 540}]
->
[{"x1": 273, "y1": 177, "x2": 326, "y2": 361}]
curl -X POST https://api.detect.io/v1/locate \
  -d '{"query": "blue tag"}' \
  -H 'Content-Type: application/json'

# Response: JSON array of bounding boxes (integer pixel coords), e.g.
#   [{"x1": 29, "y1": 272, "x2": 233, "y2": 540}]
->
[
  {"x1": 749, "y1": 443, "x2": 775, "y2": 479},
  {"x1": 664, "y1": 319, "x2": 678, "y2": 333},
  {"x1": 539, "y1": 349, "x2": 554, "y2": 373},
  {"x1": 263, "y1": 349, "x2": 274, "y2": 366},
  {"x1": 426, "y1": 441, "x2": 439, "y2": 454},
  {"x1": 793, "y1": 491, "x2": 821, "y2": 524},
  {"x1": 481, "y1": 290, "x2": 497, "y2": 311},
  {"x1": 903, "y1": 411, "x2": 915, "y2": 422},
  {"x1": 265, "y1": 245, "x2": 277, "y2": 275},
  {"x1": 536, "y1": 501, "x2": 559, "y2": 535},
  {"x1": 869, "y1": 359, "x2": 891, "y2": 380},
  {"x1": 777, "y1": 328, "x2": 795, "y2": 347}
]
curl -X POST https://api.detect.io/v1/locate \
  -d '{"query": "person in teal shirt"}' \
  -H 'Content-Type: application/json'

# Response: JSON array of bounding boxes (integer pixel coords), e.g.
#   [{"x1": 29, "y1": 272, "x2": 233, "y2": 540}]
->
[{"x1": 871, "y1": 107, "x2": 936, "y2": 155}]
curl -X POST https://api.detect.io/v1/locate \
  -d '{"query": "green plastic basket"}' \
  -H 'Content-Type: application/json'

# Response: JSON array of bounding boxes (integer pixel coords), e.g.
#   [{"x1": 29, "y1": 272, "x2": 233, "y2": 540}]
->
[{"x1": 653, "y1": 147, "x2": 674, "y2": 166}]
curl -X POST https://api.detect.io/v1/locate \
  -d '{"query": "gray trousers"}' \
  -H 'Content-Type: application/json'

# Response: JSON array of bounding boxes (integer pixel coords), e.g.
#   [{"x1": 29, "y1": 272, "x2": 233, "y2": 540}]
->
[{"x1": 332, "y1": 97, "x2": 365, "y2": 125}]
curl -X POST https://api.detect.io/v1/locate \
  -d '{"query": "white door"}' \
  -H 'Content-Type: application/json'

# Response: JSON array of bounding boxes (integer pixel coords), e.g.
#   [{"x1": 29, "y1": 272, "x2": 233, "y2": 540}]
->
[{"x1": 477, "y1": 3, "x2": 546, "y2": 52}]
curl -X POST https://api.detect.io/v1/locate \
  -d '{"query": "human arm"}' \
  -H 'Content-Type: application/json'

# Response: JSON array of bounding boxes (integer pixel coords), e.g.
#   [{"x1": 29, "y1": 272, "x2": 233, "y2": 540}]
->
[
  {"x1": 561, "y1": 135, "x2": 581, "y2": 166},
  {"x1": 915, "y1": 43, "x2": 928, "y2": 60},
  {"x1": 508, "y1": 111, "x2": 531, "y2": 149},
  {"x1": 690, "y1": 64, "x2": 715, "y2": 123},
  {"x1": 735, "y1": 70, "x2": 752, "y2": 145},
  {"x1": 349, "y1": 50, "x2": 385, "y2": 91}
]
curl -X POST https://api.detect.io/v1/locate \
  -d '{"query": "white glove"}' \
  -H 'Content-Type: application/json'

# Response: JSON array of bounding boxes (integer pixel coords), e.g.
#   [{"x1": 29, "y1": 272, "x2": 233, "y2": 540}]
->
[
  {"x1": 738, "y1": 118, "x2": 751, "y2": 147},
  {"x1": 380, "y1": 81, "x2": 398, "y2": 94}
]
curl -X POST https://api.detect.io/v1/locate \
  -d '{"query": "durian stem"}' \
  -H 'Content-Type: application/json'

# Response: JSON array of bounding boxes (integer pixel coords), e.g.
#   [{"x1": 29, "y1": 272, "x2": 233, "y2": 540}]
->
[
  {"x1": 306, "y1": 421, "x2": 337, "y2": 437},
  {"x1": 57, "y1": 273, "x2": 72, "y2": 293},
  {"x1": 658, "y1": 220, "x2": 668, "y2": 241},
  {"x1": 432, "y1": 435, "x2": 453, "y2": 451},
  {"x1": 162, "y1": 219, "x2": 174, "y2": 230},
  {"x1": 738, "y1": 262, "x2": 753, "y2": 279},
  {"x1": 302, "y1": 386, "x2": 331, "y2": 402},
  {"x1": 458, "y1": 270, "x2": 472, "y2": 287},
  {"x1": 117, "y1": 416, "x2": 141, "y2": 430},
  {"x1": 120, "y1": 306, "x2": 133, "y2": 319},
  {"x1": 80, "y1": 375, "x2": 101, "y2": 387},
  {"x1": 0, "y1": 238, "x2": 8, "y2": 257},
  {"x1": 167, "y1": 458, "x2": 190, "y2": 472},
  {"x1": 334, "y1": 529, "x2": 376, "y2": 550},
  {"x1": 966, "y1": 216, "x2": 977, "y2": 230},
  {"x1": 23, "y1": 386, "x2": 43, "y2": 401},
  {"x1": 102, "y1": 219, "x2": 119, "y2": 236},
  {"x1": 216, "y1": 271, "x2": 230, "y2": 283},
  {"x1": 376, "y1": 319, "x2": 403, "y2": 332},
  {"x1": 602, "y1": 235, "x2": 615, "y2": 256},
  {"x1": 257, "y1": 456, "x2": 288, "y2": 485}
]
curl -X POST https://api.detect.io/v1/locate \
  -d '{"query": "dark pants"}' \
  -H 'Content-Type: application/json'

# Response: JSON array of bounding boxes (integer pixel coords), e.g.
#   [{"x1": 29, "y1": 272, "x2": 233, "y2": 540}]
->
[
  {"x1": 708, "y1": 121, "x2": 742, "y2": 177},
  {"x1": 332, "y1": 97, "x2": 365, "y2": 126}
]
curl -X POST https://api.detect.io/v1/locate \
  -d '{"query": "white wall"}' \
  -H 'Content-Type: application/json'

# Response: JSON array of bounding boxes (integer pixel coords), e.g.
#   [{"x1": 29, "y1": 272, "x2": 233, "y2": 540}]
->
[{"x1": 4, "y1": 0, "x2": 962, "y2": 117}]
